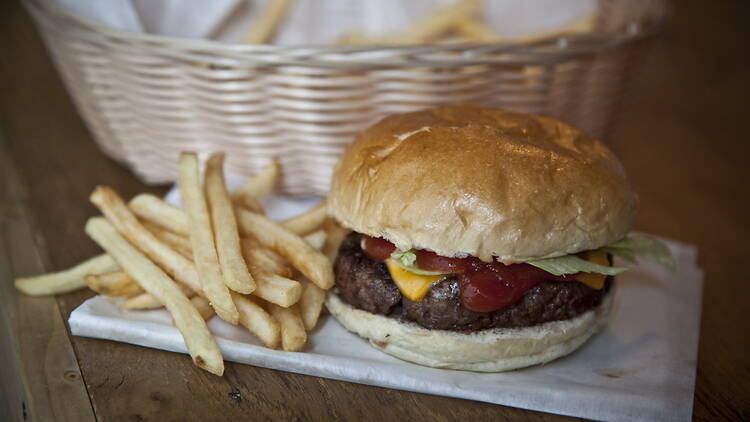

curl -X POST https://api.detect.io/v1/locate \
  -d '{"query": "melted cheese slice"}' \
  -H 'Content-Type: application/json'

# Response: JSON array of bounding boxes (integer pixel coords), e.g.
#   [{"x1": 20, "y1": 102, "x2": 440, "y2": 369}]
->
[
  {"x1": 385, "y1": 251, "x2": 610, "y2": 302},
  {"x1": 573, "y1": 250, "x2": 609, "y2": 290},
  {"x1": 384, "y1": 260, "x2": 444, "y2": 301}
]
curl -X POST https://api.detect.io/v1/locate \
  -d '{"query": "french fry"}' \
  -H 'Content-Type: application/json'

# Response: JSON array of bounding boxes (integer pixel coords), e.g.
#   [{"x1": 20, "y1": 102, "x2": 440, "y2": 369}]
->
[
  {"x1": 235, "y1": 209, "x2": 334, "y2": 290},
  {"x1": 235, "y1": 194, "x2": 264, "y2": 214},
  {"x1": 191, "y1": 296, "x2": 215, "y2": 320},
  {"x1": 254, "y1": 274, "x2": 302, "y2": 308},
  {"x1": 129, "y1": 193, "x2": 188, "y2": 234},
  {"x1": 268, "y1": 303, "x2": 307, "y2": 352},
  {"x1": 205, "y1": 153, "x2": 256, "y2": 294},
  {"x1": 241, "y1": 238, "x2": 293, "y2": 278},
  {"x1": 122, "y1": 278, "x2": 196, "y2": 309},
  {"x1": 123, "y1": 292, "x2": 163, "y2": 310},
  {"x1": 340, "y1": 0, "x2": 493, "y2": 46},
  {"x1": 128, "y1": 288, "x2": 281, "y2": 352},
  {"x1": 244, "y1": 0, "x2": 292, "y2": 44},
  {"x1": 396, "y1": 0, "x2": 481, "y2": 44},
  {"x1": 89, "y1": 186, "x2": 213, "y2": 300},
  {"x1": 142, "y1": 222, "x2": 193, "y2": 258},
  {"x1": 233, "y1": 293, "x2": 280, "y2": 349},
  {"x1": 85, "y1": 217, "x2": 224, "y2": 375},
  {"x1": 496, "y1": 12, "x2": 597, "y2": 44},
  {"x1": 91, "y1": 187, "x2": 238, "y2": 323},
  {"x1": 129, "y1": 192, "x2": 304, "y2": 305},
  {"x1": 303, "y1": 230, "x2": 326, "y2": 251},
  {"x1": 179, "y1": 153, "x2": 239, "y2": 324},
  {"x1": 85, "y1": 271, "x2": 144, "y2": 297},
  {"x1": 299, "y1": 280, "x2": 327, "y2": 331},
  {"x1": 231, "y1": 161, "x2": 279, "y2": 203},
  {"x1": 240, "y1": 238, "x2": 301, "y2": 307},
  {"x1": 124, "y1": 293, "x2": 214, "y2": 320},
  {"x1": 131, "y1": 187, "x2": 313, "y2": 244},
  {"x1": 452, "y1": 16, "x2": 497, "y2": 42},
  {"x1": 336, "y1": 31, "x2": 375, "y2": 46},
  {"x1": 281, "y1": 200, "x2": 327, "y2": 235},
  {"x1": 322, "y1": 218, "x2": 350, "y2": 263},
  {"x1": 132, "y1": 193, "x2": 259, "y2": 234},
  {"x1": 15, "y1": 253, "x2": 119, "y2": 296}
]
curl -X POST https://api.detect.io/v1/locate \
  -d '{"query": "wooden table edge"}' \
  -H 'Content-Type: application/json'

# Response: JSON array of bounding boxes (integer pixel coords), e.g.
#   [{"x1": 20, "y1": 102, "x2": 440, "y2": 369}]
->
[{"x1": 0, "y1": 131, "x2": 96, "y2": 422}]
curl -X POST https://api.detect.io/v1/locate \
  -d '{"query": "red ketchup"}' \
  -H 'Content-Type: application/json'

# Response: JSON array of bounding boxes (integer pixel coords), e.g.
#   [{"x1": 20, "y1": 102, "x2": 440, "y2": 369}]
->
[
  {"x1": 458, "y1": 262, "x2": 566, "y2": 312},
  {"x1": 362, "y1": 235, "x2": 574, "y2": 313}
]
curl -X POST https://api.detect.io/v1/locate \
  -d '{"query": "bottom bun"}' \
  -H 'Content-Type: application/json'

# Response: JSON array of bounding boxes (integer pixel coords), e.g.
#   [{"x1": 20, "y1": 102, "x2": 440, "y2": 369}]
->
[{"x1": 325, "y1": 287, "x2": 614, "y2": 372}]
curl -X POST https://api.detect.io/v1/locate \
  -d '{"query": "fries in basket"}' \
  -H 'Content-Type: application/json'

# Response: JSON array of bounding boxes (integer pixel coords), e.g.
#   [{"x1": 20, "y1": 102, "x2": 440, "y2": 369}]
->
[{"x1": 14, "y1": 152, "x2": 334, "y2": 375}]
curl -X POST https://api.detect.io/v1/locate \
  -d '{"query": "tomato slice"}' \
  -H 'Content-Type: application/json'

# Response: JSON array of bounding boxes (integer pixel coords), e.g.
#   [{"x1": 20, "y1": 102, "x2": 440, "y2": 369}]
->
[
  {"x1": 361, "y1": 236, "x2": 396, "y2": 261},
  {"x1": 414, "y1": 249, "x2": 468, "y2": 273}
]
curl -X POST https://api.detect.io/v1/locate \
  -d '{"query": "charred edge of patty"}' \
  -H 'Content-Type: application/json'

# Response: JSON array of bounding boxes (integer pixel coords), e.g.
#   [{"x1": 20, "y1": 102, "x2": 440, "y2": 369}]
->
[{"x1": 334, "y1": 232, "x2": 612, "y2": 332}]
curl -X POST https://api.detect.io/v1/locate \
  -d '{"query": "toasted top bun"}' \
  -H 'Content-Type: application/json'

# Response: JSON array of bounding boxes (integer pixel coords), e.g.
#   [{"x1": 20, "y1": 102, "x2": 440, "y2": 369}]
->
[{"x1": 328, "y1": 106, "x2": 638, "y2": 263}]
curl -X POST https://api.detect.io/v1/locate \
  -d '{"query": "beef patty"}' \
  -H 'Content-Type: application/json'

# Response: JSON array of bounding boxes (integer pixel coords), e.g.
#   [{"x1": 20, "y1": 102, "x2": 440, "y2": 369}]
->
[{"x1": 334, "y1": 232, "x2": 612, "y2": 331}]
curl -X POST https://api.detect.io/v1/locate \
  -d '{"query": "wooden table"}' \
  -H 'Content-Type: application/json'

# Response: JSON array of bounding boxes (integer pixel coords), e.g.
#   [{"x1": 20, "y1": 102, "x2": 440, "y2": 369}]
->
[{"x1": 1, "y1": 1, "x2": 748, "y2": 420}]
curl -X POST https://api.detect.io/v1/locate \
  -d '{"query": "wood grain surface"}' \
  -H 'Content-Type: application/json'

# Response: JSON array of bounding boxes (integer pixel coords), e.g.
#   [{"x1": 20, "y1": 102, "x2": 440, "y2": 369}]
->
[
  {"x1": 1, "y1": 0, "x2": 749, "y2": 421},
  {"x1": 0, "y1": 133, "x2": 95, "y2": 422}
]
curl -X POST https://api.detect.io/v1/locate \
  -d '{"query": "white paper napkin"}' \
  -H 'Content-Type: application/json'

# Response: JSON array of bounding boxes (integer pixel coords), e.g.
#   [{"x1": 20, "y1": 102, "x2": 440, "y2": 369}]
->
[
  {"x1": 55, "y1": 0, "x2": 144, "y2": 33},
  {"x1": 69, "y1": 189, "x2": 702, "y2": 421},
  {"x1": 131, "y1": 0, "x2": 242, "y2": 39}
]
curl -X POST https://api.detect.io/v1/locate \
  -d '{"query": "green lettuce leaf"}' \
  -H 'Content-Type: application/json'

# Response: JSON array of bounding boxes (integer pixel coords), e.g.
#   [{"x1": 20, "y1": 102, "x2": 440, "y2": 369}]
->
[
  {"x1": 389, "y1": 250, "x2": 448, "y2": 276},
  {"x1": 602, "y1": 236, "x2": 675, "y2": 269},
  {"x1": 527, "y1": 255, "x2": 629, "y2": 276},
  {"x1": 390, "y1": 250, "x2": 416, "y2": 267},
  {"x1": 388, "y1": 235, "x2": 673, "y2": 279},
  {"x1": 602, "y1": 247, "x2": 638, "y2": 263}
]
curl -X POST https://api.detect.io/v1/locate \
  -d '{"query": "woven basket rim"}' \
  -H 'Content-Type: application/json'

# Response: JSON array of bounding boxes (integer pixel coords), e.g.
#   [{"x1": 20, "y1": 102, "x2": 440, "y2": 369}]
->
[{"x1": 25, "y1": 0, "x2": 667, "y2": 67}]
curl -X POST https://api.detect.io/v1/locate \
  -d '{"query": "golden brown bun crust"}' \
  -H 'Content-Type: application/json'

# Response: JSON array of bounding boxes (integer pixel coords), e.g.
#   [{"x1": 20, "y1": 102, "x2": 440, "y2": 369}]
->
[{"x1": 328, "y1": 106, "x2": 638, "y2": 262}]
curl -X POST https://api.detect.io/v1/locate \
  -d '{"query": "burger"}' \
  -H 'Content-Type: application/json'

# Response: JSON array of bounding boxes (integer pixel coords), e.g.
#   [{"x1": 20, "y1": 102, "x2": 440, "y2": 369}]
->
[{"x1": 325, "y1": 105, "x2": 669, "y2": 372}]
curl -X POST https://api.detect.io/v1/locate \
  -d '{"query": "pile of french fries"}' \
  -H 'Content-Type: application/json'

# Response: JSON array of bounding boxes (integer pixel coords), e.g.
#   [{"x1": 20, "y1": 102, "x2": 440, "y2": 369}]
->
[
  {"x1": 241, "y1": 0, "x2": 594, "y2": 50},
  {"x1": 241, "y1": 0, "x2": 497, "y2": 47},
  {"x1": 15, "y1": 152, "x2": 349, "y2": 376},
  {"x1": 338, "y1": 0, "x2": 498, "y2": 46},
  {"x1": 337, "y1": 0, "x2": 597, "y2": 46}
]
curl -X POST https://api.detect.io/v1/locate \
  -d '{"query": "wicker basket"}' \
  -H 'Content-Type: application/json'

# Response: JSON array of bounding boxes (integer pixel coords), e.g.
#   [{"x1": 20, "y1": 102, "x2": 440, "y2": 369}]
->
[{"x1": 25, "y1": 0, "x2": 666, "y2": 196}]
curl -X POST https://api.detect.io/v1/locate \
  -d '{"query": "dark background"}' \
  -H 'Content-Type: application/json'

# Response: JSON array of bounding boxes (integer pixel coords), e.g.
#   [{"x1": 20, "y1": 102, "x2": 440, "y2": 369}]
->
[{"x1": 1, "y1": 0, "x2": 748, "y2": 420}]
